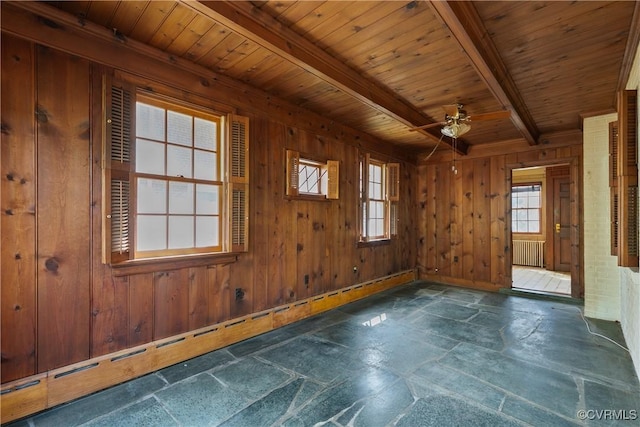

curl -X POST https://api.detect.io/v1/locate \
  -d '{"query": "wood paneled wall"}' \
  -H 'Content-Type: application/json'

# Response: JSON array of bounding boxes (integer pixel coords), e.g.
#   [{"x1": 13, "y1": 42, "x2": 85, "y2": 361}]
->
[
  {"x1": 418, "y1": 144, "x2": 583, "y2": 294},
  {"x1": 1, "y1": 34, "x2": 417, "y2": 383}
]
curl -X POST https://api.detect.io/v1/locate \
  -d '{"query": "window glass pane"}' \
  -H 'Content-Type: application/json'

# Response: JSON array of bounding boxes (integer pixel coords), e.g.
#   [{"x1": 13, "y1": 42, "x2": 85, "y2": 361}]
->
[
  {"x1": 194, "y1": 117, "x2": 217, "y2": 151},
  {"x1": 517, "y1": 220, "x2": 527, "y2": 232},
  {"x1": 299, "y1": 164, "x2": 321, "y2": 194},
  {"x1": 529, "y1": 209, "x2": 540, "y2": 221},
  {"x1": 371, "y1": 182, "x2": 382, "y2": 200},
  {"x1": 167, "y1": 145, "x2": 192, "y2": 178},
  {"x1": 196, "y1": 184, "x2": 219, "y2": 214},
  {"x1": 136, "y1": 103, "x2": 165, "y2": 141},
  {"x1": 137, "y1": 178, "x2": 166, "y2": 214},
  {"x1": 196, "y1": 216, "x2": 219, "y2": 247},
  {"x1": 169, "y1": 182, "x2": 194, "y2": 214},
  {"x1": 194, "y1": 149, "x2": 217, "y2": 181},
  {"x1": 370, "y1": 164, "x2": 381, "y2": 182},
  {"x1": 369, "y1": 218, "x2": 383, "y2": 237},
  {"x1": 136, "y1": 139, "x2": 165, "y2": 175},
  {"x1": 137, "y1": 215, "x2": 166, "y2": 251},
  {"x1": 529, "y1": 194, "x2": 541, "y2": 208},
  {"x1": 168, "y1": 216, "x2": 194, "y2": 249},
  {"x1": 514, "y1": 196, "x2": 526, "y2": 208},
  {"x1": 167, "y1": 110, "x2": 192, "y2": 147},
  {"x1": 529, "y1": 222, "x2": 540, "y2": 233}
]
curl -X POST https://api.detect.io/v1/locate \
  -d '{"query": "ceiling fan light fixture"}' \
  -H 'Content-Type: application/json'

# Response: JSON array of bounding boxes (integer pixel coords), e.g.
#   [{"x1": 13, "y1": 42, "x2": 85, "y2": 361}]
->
[{"x1": 441, "y1": 122, "x2": 470, "y2": 138}]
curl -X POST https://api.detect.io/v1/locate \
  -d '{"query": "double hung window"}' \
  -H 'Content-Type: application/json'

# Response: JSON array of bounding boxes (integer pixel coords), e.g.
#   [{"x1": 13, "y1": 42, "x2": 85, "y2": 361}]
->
[
  {"x1": 359, "y1": 154, "x2": 399, "y2": 242},
  {"x1": 104, "y1": 80, "x2": 249, "y2": 264},
  {"x1": 511, "y1": 184, "x2": 541, "y2": 233}
]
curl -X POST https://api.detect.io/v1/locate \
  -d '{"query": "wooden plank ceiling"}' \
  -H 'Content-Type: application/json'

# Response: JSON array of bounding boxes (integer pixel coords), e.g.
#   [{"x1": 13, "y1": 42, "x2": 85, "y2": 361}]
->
[{"x1": 45, "y1": 0, "x2": 639, "y2": 159}]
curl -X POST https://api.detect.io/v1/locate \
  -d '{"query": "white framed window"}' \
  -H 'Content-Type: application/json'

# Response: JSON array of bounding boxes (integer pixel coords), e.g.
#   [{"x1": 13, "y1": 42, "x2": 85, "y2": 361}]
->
[
  {"x1": 104, "y1": 81, "x2": 249, "y2": 263},
  {"x1": 359, "y1": 154, "x2": 399, "y2": 242},
  {"x1": 512, "y1": 184, "x2": 541, "y2": 233},
  {"x1": 285, "y1": 149, "x2": 339, "y2": 199}
]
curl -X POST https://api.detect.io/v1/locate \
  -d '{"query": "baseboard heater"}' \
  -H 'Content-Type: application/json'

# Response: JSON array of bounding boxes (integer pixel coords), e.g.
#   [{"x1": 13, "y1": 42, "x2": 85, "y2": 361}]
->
[
  {"x1": 513, "y1": 240, "x2": 545, "y2": 268},
  {"x1": 0, "y1": 269, "x2": 416, "y2": 424}
]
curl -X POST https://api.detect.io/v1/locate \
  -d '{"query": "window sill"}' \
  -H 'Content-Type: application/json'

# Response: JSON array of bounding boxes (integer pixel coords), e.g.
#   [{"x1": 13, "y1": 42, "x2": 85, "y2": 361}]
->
[
  {"x1": 357, "y1": 239, "x2": 391, "y2": 248},
  {"x1": 284, "y1": 194, "x2": 332, "y2": 202},
  {"x1": 110, "y1": 253, "x2": 239, "y2": 276}
]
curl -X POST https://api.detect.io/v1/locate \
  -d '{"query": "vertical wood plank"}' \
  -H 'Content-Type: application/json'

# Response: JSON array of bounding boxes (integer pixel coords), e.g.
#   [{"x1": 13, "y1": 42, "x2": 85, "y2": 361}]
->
[
  {"x1": 267, "y1": 123, "x2": 296, "y2": 306},
  {"x1": 129, "y1": 273, "x2": 154, "y2": 346},
  {"x1": 296, "y1": 201, "x2": 311, "y2": 300},
  {"x1": 436, "y1": 163, "x2": 451, "y2": 277},
  {"x1": 36, "y1": 46, "x2": 91, "y2": 372},
  {"x1": 210, "y1": 264, "x2": 231, "y2": 323},
  {"x1": 403, "y1": 161, "x2": 417, "y2": 272},
  {"x1": 473, "y1": 158, "x2": 491, "y2": 282},
  {"x1": 188, "y1": 266, "x2": 209, "y2": 330},
  {"x1": 1, "y1": 35, "x2": 37, "y2": 382},
  {"x1": 490, "y1": 156, "x2": 507, "y2": 286},
  {"x1": 450, "y1": 160, "x2": 463, "y2": 278},
  {"x1": 461, "y1": 159, "x2": 475, "y2": 281},
  {"x1": 91, "y1": 273, "x2": 129, "y2": 356},
  {"x1": 251, "y1": 117, "x2": 269, "y2": 312},
  {"x1": 424, "y1": 164, "x2": 438, "y2": 275},
  {"x1": 154, "y1": 269, "x2": 189, "y2": 340}
]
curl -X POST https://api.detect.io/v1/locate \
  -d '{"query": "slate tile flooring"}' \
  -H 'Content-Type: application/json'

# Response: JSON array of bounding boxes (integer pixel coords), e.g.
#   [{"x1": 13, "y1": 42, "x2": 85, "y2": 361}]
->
[{"x1": 9, "y1": 281, "x2": 639, "y2": 426}]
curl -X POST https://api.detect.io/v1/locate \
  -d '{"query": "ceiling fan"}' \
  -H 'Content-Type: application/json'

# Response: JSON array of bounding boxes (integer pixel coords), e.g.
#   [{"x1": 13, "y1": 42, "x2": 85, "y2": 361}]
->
[{"x1": 409, "y1": 104, "x2": 511, "y2": 138}]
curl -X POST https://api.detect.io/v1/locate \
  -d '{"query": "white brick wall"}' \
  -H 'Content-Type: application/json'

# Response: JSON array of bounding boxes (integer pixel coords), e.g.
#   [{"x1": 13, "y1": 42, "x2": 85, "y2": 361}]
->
[
  {"x1": 620, "y1": 43, "x2": 640, "y2": 380},
  {"x1": 583, "y1": 113, "x2": 620, "y2": 321},
  {"x1": 582, "y1": 41, "x2": 640, "y2": 380}
]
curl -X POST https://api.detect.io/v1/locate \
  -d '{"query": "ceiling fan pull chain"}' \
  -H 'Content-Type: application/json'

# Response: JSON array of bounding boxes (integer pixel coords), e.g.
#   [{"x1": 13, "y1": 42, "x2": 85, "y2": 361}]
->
[{"x1": 452, "y1": 138, "x2": 458, "y2": 174}]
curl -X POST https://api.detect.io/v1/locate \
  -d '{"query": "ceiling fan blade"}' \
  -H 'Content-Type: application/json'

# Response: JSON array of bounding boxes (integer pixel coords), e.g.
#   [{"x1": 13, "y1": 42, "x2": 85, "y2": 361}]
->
[
  {"x1": 469, "y1": 110, "x2": 511, "y2": 121},
  {"x1": 409, "y1": 122, "x2": 444, "y2": 131}
]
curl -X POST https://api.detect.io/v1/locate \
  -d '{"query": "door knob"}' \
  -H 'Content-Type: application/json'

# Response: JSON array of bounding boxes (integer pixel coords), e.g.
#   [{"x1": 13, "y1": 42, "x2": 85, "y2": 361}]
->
[{"x1": 555, "y1": 223, "x2": 560, "y2": 233}]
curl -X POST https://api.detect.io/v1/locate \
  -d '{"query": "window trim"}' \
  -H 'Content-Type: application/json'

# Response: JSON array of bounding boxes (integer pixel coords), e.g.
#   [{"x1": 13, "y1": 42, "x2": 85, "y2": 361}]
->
[
  {"x1": 132, "y1": 94, "x2": 224, "y2": 259},
  {"x1": 285, "y1": 149, "x2": 339, "y2": 200},
  {"x1": 102, "y1": 76, "x2": 249, "y2": 265},
  {"x1": 359, "y1": 153, "x2": 400, "y2": 244}
]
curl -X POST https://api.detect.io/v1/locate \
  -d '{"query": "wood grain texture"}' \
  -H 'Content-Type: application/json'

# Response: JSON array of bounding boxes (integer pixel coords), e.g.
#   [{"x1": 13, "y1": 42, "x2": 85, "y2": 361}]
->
[
  {"x1": 128, "y1": 273, "x2": 154, "y2": 346},
  {"x1": 153, "y1": 270, "x2": 189, "y2": 340},
  {"x1": 1, "y1": 35, "x2": 37, "y2": 382},
  {"x1": 36, "y1": 46, "x2": 92, "y2": 372}
]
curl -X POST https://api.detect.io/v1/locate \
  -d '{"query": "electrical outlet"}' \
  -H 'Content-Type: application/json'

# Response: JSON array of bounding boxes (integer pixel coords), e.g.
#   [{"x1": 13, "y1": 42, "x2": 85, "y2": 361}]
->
[
  {"x1": 304, "y1": 274, "x2": 309, "y2": 287},
  {"x1": 235, "y1": 288, "x2": 245, "y2": 301},
  {"x1": 454, "y1": 256, "x2": 459, "y2": 262}
]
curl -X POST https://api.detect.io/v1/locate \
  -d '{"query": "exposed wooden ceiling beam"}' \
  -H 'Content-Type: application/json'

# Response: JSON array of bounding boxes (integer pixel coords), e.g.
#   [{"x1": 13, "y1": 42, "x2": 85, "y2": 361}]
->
[
  {"x1": 617, "y1": 0, "x2": 640, "y2": 92},
  {"x1": 185, "y1": 0, "x2": 468, "y2": 155},
  {"x1": 429, "y1": 1, "x2": 539, "y2": 146}
]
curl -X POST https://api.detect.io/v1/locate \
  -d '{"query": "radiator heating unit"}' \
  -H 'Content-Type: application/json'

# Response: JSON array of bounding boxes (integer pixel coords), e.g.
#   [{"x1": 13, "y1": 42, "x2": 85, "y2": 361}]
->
[{"x1": 512, "y1": 240, "x2": 545, "y2": 268}]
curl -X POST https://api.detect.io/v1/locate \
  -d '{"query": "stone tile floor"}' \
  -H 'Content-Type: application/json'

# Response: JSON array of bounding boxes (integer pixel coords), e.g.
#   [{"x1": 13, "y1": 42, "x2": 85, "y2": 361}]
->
[{"x1": 7, "y1": 281, "x2": 639, "y2": 426}]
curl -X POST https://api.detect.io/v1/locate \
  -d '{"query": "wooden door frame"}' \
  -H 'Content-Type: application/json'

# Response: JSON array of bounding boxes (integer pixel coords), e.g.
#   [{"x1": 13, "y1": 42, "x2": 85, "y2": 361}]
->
[{"x1": 507, "y1": 156, "x2": 583, "y2": 298}]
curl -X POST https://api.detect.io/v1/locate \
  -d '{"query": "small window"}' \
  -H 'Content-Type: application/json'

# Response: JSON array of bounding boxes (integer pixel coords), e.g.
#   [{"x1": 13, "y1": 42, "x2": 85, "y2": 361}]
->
[
  {"x1": 359, "y1": 154, "x2": 400, "y2": 242},
  {"x1": 512, "y1": 184, "x2": 541, "y2": 233},
  {"x1": 286, "y1": 149, "x2": 339, "y2": 199}
]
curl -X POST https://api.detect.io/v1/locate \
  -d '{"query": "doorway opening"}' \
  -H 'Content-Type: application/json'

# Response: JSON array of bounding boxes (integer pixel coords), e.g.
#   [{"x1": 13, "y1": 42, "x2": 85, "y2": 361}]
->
[{"x1": 510, "y1": 164, "x2": 572, "y2": 297}]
